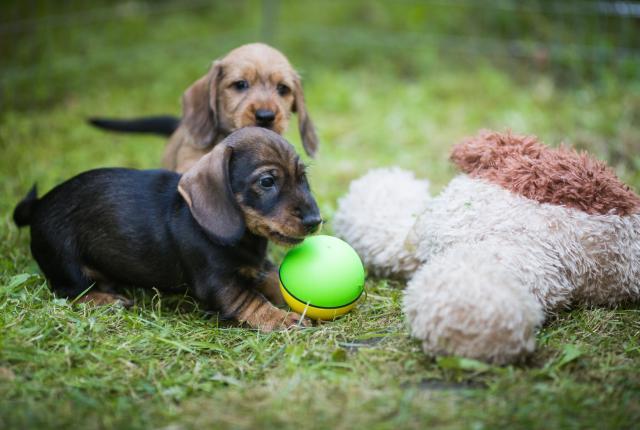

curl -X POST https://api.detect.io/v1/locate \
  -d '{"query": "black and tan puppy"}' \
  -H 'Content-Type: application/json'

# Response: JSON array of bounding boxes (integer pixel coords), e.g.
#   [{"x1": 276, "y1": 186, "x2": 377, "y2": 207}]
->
[{"x1": 13, "y1": 127, "x2": 321, "y2": 331}]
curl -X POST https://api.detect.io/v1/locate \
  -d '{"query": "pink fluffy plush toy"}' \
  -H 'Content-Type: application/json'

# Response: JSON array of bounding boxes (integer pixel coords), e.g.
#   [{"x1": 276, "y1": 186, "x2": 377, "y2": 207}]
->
[{"x1": 334, "y1": 130, "x2": 640, "y2": 364}]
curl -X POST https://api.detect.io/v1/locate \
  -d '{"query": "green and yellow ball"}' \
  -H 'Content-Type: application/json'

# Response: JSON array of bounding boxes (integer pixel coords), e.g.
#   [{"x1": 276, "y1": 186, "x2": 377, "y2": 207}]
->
[{"x1": 279, "y1": 235, "x2": 365, "y2": 320}]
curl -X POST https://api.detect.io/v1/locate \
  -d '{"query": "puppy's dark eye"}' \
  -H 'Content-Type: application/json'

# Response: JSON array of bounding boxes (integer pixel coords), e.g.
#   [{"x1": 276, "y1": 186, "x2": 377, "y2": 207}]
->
[
  {"x1": 259, "y1": 176, "x2": 275, "y2": 189},
  {"x1": 277, "y1": 83, "x2": 290, "y2": 96},
  {"x1": 233, "y1": 80, "x2": 249, "y2": 91}
]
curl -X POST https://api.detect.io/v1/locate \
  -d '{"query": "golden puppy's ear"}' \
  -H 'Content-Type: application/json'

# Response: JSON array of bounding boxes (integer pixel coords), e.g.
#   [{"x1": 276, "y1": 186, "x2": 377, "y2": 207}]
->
[
  {"x1": 181, "y1": 61, "x2": 222, "y2": 148},
  {"x1": 178, "y1": 142, "x2": 245, "y2": 244},
  {"x1": 292, "y1": 75, "x2": 319, "y2": 157}
]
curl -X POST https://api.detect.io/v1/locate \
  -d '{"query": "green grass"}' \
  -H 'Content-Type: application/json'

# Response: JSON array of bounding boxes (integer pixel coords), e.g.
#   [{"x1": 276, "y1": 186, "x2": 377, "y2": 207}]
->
[{"x1": 2, "y1": 1, "x2": 640, "y2": 429}]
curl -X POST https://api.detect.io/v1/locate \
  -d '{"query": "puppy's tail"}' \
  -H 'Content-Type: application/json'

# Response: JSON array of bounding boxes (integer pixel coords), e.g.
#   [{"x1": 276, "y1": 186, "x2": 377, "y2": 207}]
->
[
  {"x1": 13, "y1": 185, "x2": 39, "y2": 227},
  {"x1": 88, "y1": 115, "x2": 180, "y2": 137}
]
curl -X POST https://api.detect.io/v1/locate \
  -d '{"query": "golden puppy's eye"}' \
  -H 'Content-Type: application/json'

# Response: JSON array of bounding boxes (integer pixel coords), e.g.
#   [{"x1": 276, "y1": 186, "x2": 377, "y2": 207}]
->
[
  {"x1": 277, "y1": 83, "x2": 290, "y2": 96},
  {"x1": 232, "y1": 80, "x2": 249, "y2": 91}
]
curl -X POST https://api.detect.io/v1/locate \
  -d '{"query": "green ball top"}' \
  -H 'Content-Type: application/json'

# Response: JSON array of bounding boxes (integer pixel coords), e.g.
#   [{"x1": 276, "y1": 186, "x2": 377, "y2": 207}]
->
[{"x1": 279, "y1": 235, "x2": 365, "y2": 308}]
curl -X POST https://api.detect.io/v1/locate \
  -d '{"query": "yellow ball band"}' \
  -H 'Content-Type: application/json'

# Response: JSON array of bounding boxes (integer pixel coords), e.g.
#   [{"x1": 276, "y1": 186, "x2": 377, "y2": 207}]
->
[{"x1": 280, "y1": 283, "x2": 359, "y2": 321}]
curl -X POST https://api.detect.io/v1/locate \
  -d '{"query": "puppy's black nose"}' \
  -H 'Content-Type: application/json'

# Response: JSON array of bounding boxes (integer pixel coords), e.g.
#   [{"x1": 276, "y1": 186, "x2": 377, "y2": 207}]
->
[
  {"x1": 255, "y1": 109, "x2": 276, "y2": 124},
  {"x1": 302, "y1": 214, "x2": 322, "y2": 233}
]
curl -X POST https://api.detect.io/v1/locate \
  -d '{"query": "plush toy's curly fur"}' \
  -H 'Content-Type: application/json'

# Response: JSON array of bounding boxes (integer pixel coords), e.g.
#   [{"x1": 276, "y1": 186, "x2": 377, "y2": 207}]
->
[
  {"x1": 333, "y1": 168, "x2": 431, "y2": 279},
  {"x1": 334, "y1": 131, "x2": 640, "y2": 364}
]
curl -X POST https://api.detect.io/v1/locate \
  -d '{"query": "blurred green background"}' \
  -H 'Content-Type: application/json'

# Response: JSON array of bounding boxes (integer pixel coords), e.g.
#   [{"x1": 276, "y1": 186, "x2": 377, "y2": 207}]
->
[
  {"x1": 2, "y1": 0, "x2": 640, "y2": 203},
  {"x1": 1, "y1": 1, "x2": 639, "y2": 429}
]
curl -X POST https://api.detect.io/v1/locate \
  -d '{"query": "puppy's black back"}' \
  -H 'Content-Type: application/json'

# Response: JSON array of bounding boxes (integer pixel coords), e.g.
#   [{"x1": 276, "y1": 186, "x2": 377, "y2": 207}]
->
[{"x1": 26, "y1": 168, "x2": 189, "y2": 294}]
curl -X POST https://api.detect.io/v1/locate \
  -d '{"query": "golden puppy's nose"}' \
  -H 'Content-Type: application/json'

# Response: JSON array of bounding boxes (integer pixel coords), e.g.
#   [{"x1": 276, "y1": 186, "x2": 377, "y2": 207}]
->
[{"x1": 255, "y1": 109, "x2": 276, "y2": 125}]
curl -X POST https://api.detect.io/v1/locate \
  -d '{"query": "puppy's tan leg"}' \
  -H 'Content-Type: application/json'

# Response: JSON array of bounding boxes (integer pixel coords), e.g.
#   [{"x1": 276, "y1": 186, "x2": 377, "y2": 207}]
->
[
  {"x1": 244, "y1": 260, "x2": 286, "y2": 306},
  {"x1": 256, "y1": 270, "x2": 286, "y2": 306},
  {"x1": 227, "y1": 289, "x2": 308, "y2": 331},
  {"x1": 75, "y1": 291, "x2": 132, "y2": 307},
  {"x1": 78, "y1": 267, "x2": 133, "y2": 307}
]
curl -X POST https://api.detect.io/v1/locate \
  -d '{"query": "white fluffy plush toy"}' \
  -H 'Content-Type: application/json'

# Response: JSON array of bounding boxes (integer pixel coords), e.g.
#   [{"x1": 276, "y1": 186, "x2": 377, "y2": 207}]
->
[{"x1": 334, "y1": 130, "x2": 640, "y2": 364}]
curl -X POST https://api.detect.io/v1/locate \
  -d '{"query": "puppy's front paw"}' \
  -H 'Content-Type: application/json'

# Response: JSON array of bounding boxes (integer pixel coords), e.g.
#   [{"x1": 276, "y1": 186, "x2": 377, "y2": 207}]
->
[
  {"x1": 255, "y1": 308, "x2": 310, "y2": 332},
  {"x1": 283, "y1": 311, "x2": 312, "y2": 328},
  {"x1": 76, "y1": 292, "x2": 133, "y2": 308}
]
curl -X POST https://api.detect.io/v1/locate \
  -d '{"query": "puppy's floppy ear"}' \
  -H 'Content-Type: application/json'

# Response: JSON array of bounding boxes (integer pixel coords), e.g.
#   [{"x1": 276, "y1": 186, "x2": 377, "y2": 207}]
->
[
  {"x1": 181, "y1": 61, "x2": 223, "y2": 148},
  {"x1": 292, "y1": 74, "x2": 319, "y2": 157},
  {"x1": 178, "y1": 142, "x2": 245, "y2": 244}
]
